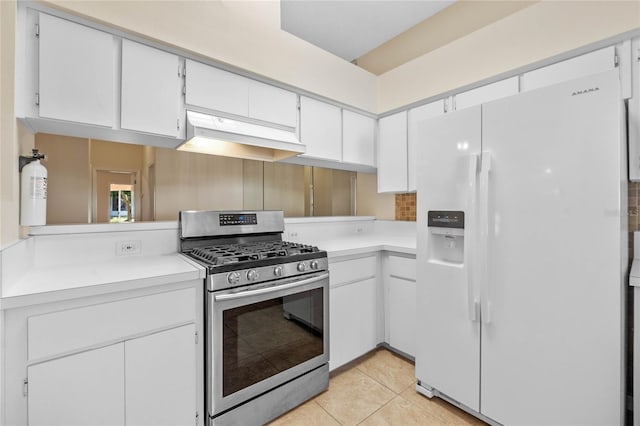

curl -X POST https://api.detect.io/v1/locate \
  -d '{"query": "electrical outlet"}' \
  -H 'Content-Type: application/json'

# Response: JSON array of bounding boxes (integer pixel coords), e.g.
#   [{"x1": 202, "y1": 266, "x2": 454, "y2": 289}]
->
[{"x1": 116, "y1": 240, "x2": 141, "y2": 256}]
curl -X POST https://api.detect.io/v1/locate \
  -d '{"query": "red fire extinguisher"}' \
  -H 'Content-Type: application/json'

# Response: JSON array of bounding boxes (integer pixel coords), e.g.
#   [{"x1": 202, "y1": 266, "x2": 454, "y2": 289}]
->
[{"x1": 19, "y1": 149, "x2": 47, "y2": 226}]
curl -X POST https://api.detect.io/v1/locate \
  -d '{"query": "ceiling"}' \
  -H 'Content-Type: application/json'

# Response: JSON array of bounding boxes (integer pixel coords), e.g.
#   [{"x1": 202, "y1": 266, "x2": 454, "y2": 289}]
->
[
  {"x1": 281, "y1": 0, "x2": 537, "y2": 75},
  {"x1": 281, "y1": 0, "x2": 455, "y2": 63}
]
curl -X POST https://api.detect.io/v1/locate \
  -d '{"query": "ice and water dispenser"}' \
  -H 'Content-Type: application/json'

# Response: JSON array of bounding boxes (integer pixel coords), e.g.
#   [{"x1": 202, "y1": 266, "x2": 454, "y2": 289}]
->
[{"x1": 427, "y1": 211, "x2": 465, "y2": 264}]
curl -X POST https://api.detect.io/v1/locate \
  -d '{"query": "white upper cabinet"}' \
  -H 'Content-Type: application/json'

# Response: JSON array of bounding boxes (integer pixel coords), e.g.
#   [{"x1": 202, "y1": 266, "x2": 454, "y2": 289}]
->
[
  {"x1": 38, "y1": 13, "x2": 115, "y2": 127},
  {"x1": 300, "y1": 96, "x2": 342, "y2": 161},
  {"x1": 342, "y1": 110, "x2": 376, "y2": 167},
  {"x1": 407, "y1": 100, "x2": 445, "y2": 192},
  {"x1": 185, "y1": 60, "x2": 298, "y2": 128},
  {"x1": 378, "y1": 111, "x2": 408, "y2": 193},
  {"x1": 121, "y1": 40, "x2": 181, "y2": 137},
  {"x1": 185, "y1": 59, "x2": 249, "y2": 116},
  {"x1": 248, "y1": 81, "x2": 297, "y2": 127},
  {"x1": 454, "y1": 77, "x2": 519, "y2": 111},
  {"x1": 521, "y1": 46, "x2": 616, "y2": 92}
]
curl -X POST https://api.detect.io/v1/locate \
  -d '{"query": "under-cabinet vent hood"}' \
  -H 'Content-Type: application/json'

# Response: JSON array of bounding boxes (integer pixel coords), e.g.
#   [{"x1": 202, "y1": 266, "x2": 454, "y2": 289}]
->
[{"x1": 179, "y1": 111, "x2": 305, "y2": 161}]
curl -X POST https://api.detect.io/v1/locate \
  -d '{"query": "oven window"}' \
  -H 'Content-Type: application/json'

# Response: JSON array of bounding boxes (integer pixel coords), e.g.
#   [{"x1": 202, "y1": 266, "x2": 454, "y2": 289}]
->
[{"x1": 222, "y1": 288, "x2": 324, "y2": 397}]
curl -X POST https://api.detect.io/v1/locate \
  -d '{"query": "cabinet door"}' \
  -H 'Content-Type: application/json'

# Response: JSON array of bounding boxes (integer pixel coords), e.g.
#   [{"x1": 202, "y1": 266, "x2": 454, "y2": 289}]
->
[
  {"x1": 121, "y1": 39, "x2": 181, "y2": 137},
  {"x1": 38, "y1": 13, "x2": 114, "y2": 127},
  {"x1": 377, "y1": 111, "x2": 407, "y2": 193},
  {"x1": 521, "y1": 46, "x2": 615, "y2": 92},
  {"x1": 407, "y1": 100, "x2": 445, "y2": 191},
  {"x1": 125, "y1": 325, "x2": 196, "y2": 426},
  {"x1": 185, "y1": 59, "x2": 249, "y2": 116},
  {"x1": 342, "y1": 110, "x2": 375, "y2": 167},
  {"x1": 28, "y1": 344, "x2": 125, "y2": 426},
  {"x1": 330, "y1": 278, "x2": 376, "y2": 370},
  {"x1": 388, "y1": 277, "x2": 416, "y2": 357},
  {"x1": 454, "y1": 77, "x2": 519, "y2": 111},
  {"x1": 300, "y1": 96, "x2": 342, "y2": 161},
  {"x1": 248, "y1": 81, "x2": 297, "y2": 127}
]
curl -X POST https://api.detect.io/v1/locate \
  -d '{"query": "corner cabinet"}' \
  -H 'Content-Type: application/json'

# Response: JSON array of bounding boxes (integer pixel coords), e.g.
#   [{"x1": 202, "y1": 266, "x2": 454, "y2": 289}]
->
[
  {"x1": 299, "y1": 96, "x2": 342, "y2": 161},
  {"x1": 4, "y1": 283, "x2": 203, "y2": 426},
  {"x1": 377, "y1": 111, "x2": 408, "y2": 193},
  {"x1": 121, "y1": 39, "x2": 182, "y2": 137},
  {"x1": 38, "y1": 13, "x2": 115, "y2": 127}
]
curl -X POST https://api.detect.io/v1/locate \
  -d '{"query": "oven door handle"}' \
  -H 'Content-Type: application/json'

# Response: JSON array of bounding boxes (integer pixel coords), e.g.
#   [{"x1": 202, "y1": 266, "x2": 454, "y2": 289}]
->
[{"x1": 214, "y1": 272, "x2": 329, "y2": 302}]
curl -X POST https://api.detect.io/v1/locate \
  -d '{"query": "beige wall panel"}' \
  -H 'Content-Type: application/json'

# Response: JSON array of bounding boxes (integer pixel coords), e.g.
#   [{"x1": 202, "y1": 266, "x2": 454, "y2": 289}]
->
[
  {"x1": 377, "y1": 0, "x2": 640, "y2": 112},
  {"x1": 356, "y1": 172, "x2": 395, "y2": 220},
  {"x1": 312, "y1": 168, "x2": 333, "y2": 217},
  {"x1": 304, "y1": 167, "x2": 312, "y2": 217},
  {"x1": 242, "y1": 159, "x2": 264, "y2": 211},
  {"x1": 42, "y1": 0, "x2": 377, "y2": 112},
  {"x1": 0, "y1": 0, "x2": 20, "y2": 246},
  {"x1": 90, "y1": 140, "x2": 143, "y2": 172},
  {"x1": 154, "y1": 149, "x2": 243, "y2": 221},
  {"x1": 141, "y1": 146, "x2": 155, "y2": 221},
  {"x1": 35, "y1": 134, "x2": 90, "y2": 224},
  {"x1": 263, "y1": 162, "x2": 305, "y2": 217},
  {"x1": 331, "y1": 170, "x2": 353, "y2": 216},
  {"x1": 357, "y1": 1, "x2": 537, "y2": 75}
]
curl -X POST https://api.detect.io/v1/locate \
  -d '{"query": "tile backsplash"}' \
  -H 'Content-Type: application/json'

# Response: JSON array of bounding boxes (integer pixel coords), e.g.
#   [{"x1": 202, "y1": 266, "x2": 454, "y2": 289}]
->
[{"x1": 395, "y1": 193, "x2": 416, "y2": 221}]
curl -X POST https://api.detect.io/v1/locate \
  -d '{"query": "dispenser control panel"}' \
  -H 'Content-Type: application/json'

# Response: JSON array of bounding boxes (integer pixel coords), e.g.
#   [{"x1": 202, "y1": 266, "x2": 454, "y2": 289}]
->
[{"x1": 427, "y1": 211, "x2": 465, "y2": 229}]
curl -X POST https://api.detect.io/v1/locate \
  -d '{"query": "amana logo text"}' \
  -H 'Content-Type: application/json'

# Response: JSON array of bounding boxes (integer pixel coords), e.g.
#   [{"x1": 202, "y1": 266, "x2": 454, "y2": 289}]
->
[{"x1": 572, "y1": 87, "x2": 599, "y2": 96}]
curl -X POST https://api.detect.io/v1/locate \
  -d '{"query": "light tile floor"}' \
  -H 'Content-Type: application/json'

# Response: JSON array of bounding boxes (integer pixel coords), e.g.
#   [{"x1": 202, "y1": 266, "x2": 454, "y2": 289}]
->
[{"x1": 269, "y1": 348, "x2": 486, "y2": 426}]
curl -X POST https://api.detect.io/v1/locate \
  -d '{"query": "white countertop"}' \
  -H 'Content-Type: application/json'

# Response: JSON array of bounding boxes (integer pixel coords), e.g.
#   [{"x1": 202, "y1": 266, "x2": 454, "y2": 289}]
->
[
  {"x1": 319, "y1": 235, "x2": 416, "y2": 259},
  {"x1": 1, "y1": 254, "x2": 205, "y2": 309},
  {"x1": 1, "y1": 218, "x2": 416, "y2": 309}
]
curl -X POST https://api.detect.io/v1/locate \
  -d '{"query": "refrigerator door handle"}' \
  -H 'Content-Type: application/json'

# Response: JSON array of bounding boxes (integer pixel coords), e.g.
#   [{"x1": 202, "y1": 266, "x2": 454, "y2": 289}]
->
[
  {"x1": 479, "y1": 151, "x2": 492, "y2": 324},
  {"x1": 466, "y1": 154, "x2": 480, "y2": 322}
]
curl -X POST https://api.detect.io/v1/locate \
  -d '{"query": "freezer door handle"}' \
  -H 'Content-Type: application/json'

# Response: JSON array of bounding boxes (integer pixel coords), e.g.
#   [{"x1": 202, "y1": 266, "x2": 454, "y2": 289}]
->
[
  {"x1": 466, "y1": 154, "x2": 480, "y2": 322},
  {"x1": 479, "y1": 151, "x2": 492, "y2": 324}
]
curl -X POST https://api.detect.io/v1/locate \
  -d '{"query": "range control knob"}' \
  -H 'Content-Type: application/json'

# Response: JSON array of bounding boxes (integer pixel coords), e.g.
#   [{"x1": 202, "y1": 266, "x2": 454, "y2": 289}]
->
[
  {"x1": 227, "y1": 271, "x2": 241, "y2": 285},
  {"x1": 297, "y1": 262, "x2": 307, "y2": 272},
  {"x1": 273, "y1": 266, "x2": 283, "y2": 277},
  {"x1": 246, "y1": 269, "x2": 259, "y2": 281},
  {"x1": 310, "y1": 260, "x2": 319, "y2": 270}
]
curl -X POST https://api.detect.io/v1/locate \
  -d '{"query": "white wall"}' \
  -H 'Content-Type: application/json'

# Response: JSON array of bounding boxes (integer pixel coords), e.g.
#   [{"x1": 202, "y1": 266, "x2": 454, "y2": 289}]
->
[{"x1": 377, "y1": 0, "x2": 640, "y2": 112}]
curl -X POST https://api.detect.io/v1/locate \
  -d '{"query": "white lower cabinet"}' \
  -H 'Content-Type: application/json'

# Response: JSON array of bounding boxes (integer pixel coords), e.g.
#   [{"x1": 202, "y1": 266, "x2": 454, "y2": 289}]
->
[
  {"x1": 385, "y1": 255, "x2": 416, "y2": 357},
  {"x1": 387, "y1": 277, "x2": 416, "y2": 357},
  {"x1": 4, "y1": 283, "x2": 202, "y2": 426},
  {"x1": 125, "y1": 324, "x2": 196, "y2": 426},
  {"x1": 27, "y1": 324, "x2": 196, "y2": 426},
  {"x1": 329, "y1": 255, "x2": 377, "y2": 370},
  {"x1": 28, "y1": 344, "x2": 126, "y2": 426}
]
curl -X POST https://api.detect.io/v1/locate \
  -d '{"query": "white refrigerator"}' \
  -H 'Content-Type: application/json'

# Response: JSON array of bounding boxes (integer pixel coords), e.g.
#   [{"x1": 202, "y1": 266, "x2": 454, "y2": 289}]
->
[{"x1": 415, "y1": 69, "x2": 626, "y2": 425}]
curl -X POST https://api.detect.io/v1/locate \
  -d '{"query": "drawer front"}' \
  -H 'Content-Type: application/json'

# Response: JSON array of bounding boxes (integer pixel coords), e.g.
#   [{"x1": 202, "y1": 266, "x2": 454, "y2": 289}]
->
[
  {"x1": 388, "y1": 256, "x2": 416, "y2": 281},
  {"x1": 28, "y1": 288, "x2": 195, "y2": 361},
  {"x1": 329, "y1": 256, "x2": 376, "y2": 287}
]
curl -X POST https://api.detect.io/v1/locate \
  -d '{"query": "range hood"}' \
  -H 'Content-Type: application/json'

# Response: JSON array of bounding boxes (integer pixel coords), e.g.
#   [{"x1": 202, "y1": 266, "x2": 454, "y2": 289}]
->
[{"x1": 178, "y1": 111, "x2": 306, "y2": 161}]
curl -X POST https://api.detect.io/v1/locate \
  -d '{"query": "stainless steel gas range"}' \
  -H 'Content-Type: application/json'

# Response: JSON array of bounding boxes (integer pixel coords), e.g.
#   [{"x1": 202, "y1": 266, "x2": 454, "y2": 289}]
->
[{"x1": 179, "y1": 210, "x2": 329, "y2": 426}]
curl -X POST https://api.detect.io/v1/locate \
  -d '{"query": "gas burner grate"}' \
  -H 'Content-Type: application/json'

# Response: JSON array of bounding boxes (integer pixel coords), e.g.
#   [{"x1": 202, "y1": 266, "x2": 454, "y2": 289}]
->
[{"x1": 187, "y1": 241, "x2": 319, "y2": 267}]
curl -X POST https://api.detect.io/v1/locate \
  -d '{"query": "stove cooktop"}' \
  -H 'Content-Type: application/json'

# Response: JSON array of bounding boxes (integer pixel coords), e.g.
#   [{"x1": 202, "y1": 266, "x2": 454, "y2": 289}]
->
[{"x1": 186, "y1": 240, "x2": 322, "y2": 269}]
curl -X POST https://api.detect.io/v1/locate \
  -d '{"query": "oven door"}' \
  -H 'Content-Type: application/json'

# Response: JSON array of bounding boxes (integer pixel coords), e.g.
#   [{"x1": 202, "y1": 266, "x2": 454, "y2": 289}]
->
[{"x1": 208, "y1": 271, "x2": 329, "y2": 416}]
